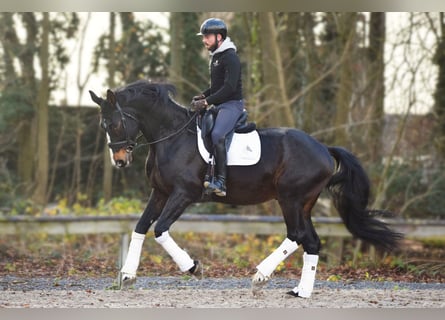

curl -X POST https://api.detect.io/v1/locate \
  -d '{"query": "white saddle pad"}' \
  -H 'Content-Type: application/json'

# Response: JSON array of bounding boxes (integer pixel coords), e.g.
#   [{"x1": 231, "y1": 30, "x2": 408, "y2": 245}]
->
[{"x1": 197, "y1": 127, "x2": 261, "y2": 166}]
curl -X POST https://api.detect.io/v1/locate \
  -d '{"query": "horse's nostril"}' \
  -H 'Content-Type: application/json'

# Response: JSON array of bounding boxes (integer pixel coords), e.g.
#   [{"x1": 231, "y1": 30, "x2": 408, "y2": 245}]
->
[{"x1": 115, "y1": 160, "x2": 126, "y2": 168}]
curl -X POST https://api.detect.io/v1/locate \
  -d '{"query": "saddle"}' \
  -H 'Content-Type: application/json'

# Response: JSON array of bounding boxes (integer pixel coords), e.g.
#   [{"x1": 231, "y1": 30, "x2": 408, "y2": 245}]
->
[{"x1": 197, "y1": 107, "x2": 257, "y2": 153}]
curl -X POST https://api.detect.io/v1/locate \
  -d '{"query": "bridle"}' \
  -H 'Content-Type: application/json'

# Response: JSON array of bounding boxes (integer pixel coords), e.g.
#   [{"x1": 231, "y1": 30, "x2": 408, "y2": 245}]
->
[
  {"x1": 104, "y1": 101, "x2": 198, "y2": 152},
  {"x1": 103, "y1": 101, "x2": 138, "y2": 153}
]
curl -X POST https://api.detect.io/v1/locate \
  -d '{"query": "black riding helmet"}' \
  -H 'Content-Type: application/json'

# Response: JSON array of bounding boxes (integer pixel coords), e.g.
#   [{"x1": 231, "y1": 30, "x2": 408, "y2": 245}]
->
[{"x1": 197, "y1": 18, "x2": 227, "y2": 40}]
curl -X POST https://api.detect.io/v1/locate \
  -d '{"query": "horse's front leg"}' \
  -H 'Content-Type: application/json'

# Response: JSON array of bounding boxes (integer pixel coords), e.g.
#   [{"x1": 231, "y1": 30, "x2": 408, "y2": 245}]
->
[
  {"x1": 120, "y1": 189, "x2": 167, "y2": 288},
  {"x1": 153, "y1": 191, "x2": 201, "y2": 276}
]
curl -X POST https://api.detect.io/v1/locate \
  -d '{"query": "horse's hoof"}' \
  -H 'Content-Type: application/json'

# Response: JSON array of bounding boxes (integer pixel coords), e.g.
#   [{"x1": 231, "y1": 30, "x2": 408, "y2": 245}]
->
[
  {"x1": 251, "y1": 270, "x2": 270, "y2": 296},
  {"x1": 286, "y1": 289, "x2": 311, "y2": 298},
  {"x1": 286, "y1": 290, "x2": 299, "y2": 297},
  {"x1": 120, "y1": 273, "x2": 136, "y2": 289},
  {"x1": 189, "y1": 260, "x2": 203, "y2": 278}
]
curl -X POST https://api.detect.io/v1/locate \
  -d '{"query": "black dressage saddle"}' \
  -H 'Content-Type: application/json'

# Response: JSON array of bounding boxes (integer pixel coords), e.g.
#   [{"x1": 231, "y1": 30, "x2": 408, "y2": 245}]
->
[{"x1": 197, "y1": 107, "x2": 256, "y2": 153}]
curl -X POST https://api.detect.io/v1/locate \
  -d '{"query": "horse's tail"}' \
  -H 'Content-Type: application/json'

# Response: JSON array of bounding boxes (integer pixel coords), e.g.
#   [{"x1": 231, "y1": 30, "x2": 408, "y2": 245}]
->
[{"x1": 326, "y1": 146, "x2": 403, "y2": 251}]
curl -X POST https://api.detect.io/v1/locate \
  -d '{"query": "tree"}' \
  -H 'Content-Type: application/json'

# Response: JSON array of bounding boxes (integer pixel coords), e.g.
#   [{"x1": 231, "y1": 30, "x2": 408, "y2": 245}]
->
[
  {"x1": 169, "y1": 13, "x2": 185, "y2": 97},
  {"x1": 258, "y1": 12, "x2": 294, "y2": 127},
  {"x1": 169, "y1": 13, "x2": 213, "y2": 104},
  {"x1": 300, "y1": 12, "x2": 320, "y2": 133},
  {"x1": 367, "y1": 13, "x2": 386, "y2": 163},
  {"x1": 0, "y1": 13, "x2": 79, "y2": 207},
  {"x1": 92, "y1": 13, "x2": 169, "y2": 201},
  {"x1": 0, "y1": 13, "x2": 38, "y2": 194},
  {"x1": 69, "y1": 13, "x2": 93, "y2": 204},
  {"x1": 334, "y1": 13, "x2": 358, "y2": 148},
  {"x1": 93, "y1": 12, "x2": 167, "y2": 85},
  {"x1": 102, "y1": 12, "x2": 116, "y2": 203},
  {"x1": 433, "y1": 12, "x2": 445, "y2": 161},
  {"x1": 31, "y1": 12, "x2": 50, "y2": 205}
]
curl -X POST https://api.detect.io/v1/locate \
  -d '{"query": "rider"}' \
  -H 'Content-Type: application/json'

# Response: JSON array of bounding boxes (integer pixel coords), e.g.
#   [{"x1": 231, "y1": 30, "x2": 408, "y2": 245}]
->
[{"x1": 191, "y1": 17, "x2": 244, "y2": 197}]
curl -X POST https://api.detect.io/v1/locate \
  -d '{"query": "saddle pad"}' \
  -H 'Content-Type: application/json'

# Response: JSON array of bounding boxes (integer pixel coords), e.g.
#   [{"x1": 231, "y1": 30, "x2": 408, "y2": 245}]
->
[{"x1": 197, "y1": 127, "x2": 261, "y2": 166}]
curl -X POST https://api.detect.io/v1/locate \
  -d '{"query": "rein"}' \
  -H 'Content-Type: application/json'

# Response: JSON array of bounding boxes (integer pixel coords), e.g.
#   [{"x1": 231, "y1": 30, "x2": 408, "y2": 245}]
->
[
  {"x1": 111, "y1": 101, "x2": 198, "y2": 151},
  {"x1": 136, "y1": 111, "x2": 198, "y2": 148}
]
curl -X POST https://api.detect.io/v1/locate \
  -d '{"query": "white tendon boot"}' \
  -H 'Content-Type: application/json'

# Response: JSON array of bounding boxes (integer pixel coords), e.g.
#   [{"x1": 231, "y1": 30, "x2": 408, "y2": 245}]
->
[
  {"x1": 252, "y1": 238, "x2": 298, "y2": 294},
  {"x1": 289, "y1": 252, "x2": 319, "y2": 298},
  {"x1": 120, "y1": 231, "x2": 145, "y2": 288},
  {"x1": 155, "y1": 231, "x2": 195, "y2": 272}
]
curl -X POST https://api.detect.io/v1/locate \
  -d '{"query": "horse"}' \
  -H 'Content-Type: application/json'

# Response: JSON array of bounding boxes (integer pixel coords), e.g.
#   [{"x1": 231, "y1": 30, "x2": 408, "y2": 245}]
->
[{"x1": 89, "y1": 79, "x2": 403, "y2": 298}]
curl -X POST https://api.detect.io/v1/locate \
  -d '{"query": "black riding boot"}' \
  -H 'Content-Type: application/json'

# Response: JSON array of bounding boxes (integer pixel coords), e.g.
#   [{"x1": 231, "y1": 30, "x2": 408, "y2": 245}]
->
[{"x1": 204, "y1": 139, "x2": 227, "y2": 196}]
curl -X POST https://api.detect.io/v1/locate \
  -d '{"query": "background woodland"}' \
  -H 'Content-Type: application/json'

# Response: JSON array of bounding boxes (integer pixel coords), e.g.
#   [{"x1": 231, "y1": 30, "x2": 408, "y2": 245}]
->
[{"x1": 1, "y1": 12, "x2": 444, "y2": 219}]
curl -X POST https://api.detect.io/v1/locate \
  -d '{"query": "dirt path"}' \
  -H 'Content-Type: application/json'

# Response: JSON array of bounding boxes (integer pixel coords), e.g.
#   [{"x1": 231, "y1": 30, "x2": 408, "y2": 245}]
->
[
  {"x1": 2, "y1": 288, "x2": 445, "y2": 308},
  {"x1": 1, "y1": 276, "x2": 444, "y2": 308}
]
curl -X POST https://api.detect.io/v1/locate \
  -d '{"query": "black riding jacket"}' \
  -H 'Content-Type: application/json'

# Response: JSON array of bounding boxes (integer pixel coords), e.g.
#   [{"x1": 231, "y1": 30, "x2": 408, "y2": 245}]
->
[{"x1": 203, "y1": 39, "x2": 243, "y2": 106}]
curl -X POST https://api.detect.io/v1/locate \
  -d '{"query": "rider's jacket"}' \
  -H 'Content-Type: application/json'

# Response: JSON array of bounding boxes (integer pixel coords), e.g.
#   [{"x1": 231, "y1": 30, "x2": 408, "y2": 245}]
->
[{"x1": 203, "y1": 37, "x2": 243, "y2": 106}]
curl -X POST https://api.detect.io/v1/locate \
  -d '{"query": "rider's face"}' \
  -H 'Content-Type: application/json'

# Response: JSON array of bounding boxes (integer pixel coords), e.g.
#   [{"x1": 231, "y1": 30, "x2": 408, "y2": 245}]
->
[{"x1": 202, "y1": 34, "x2": 221, "y2": 50}]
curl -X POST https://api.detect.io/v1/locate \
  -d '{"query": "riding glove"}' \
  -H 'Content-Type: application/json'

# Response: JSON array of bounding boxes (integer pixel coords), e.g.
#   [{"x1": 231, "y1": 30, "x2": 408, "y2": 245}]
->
[
  {"x1": 192, "y1": 94, "x2": 205, "y2": 101},
  {"x1": 191, "y1": 98, "x2": 208, "y2": 111}
]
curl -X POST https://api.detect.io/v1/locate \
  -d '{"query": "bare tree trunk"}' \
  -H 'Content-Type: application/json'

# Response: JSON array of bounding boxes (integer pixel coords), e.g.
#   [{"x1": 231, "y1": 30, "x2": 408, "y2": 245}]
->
[
  {"x1": 241, "y1": 13, "x2": 262, "y2": 122},
  {"x1": 69, "y1": 114, "x2": 82, "y2": 204},
  {"x1": 103, "y1": 12, "x2": 116, "y2": 202},
  {"x1": 258, "y1": 12, "x2": 294, "y2": 127},
  {"x1": 367, "y1": 12, "x2": 386, "y2": 163},
  {"x1": 301, "y1": 13, "x2": 319, "y2": 133},
  {"x1": 334, "y1": 13, "x2": 358, "y2": 147},
  {"x1": 86, "y1": 126, "x2": 103, "y2": 205},
  {"x1": 32, "y1": 12, "x2": 50, "y2": 206},
  {"x1": 169, "y1": 13, "x2": 184, "y2": 99},
  {"x1": 279, "y1": 13, "x2": 303, "y2": 127},
  {"x1": 0, "y1": 13, "x2": 37, "y2": 193},
  {"x1": 433, "y1": 12, "x2": 445, "y2": 161},
  {"x1": 47, "y1": 112, "x2": 67, "y2": 200},
  {"x1": 68, "y1": 13, "x2": 92, "y2": 204}
]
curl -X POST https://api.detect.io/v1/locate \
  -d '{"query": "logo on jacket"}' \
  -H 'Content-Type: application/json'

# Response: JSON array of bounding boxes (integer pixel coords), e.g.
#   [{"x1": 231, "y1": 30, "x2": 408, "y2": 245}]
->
[{"x1": 213, "y1": 59, "x2": 220, "y2": 67}]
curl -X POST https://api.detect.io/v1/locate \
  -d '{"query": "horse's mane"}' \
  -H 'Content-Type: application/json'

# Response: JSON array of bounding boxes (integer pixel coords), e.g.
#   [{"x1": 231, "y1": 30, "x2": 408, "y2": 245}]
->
[{"x1": 114, "y1": 80, "x2": 177, "y2": 107}]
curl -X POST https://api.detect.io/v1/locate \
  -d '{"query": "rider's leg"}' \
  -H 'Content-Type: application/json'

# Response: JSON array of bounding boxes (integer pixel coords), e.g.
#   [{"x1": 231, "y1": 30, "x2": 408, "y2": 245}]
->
[
  {"x1": 205, "y1": 100, "x2": 243, "y2": 196},
  {"x1": 204, "y1": 138, "x2": 227, "y2": 196}
]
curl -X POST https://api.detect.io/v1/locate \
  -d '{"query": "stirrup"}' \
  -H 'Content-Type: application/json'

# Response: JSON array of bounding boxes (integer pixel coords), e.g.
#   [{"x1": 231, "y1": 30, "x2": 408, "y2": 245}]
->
[{"x1": 205, "y1": 179, "x2": 226, "y2": 196}]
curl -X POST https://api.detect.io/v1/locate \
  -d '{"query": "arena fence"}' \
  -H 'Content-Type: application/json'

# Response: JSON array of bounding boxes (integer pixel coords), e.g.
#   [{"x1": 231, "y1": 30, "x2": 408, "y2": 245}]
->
[{"x1": 1, "y1": 213, "x2": 444, "y2": 269}]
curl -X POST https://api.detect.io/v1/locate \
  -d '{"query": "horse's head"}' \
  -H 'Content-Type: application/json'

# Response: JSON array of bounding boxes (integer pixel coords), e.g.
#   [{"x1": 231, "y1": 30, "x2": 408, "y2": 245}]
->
[{"x1": 89, "y1": 89, "x2": 139, "y2": 168}]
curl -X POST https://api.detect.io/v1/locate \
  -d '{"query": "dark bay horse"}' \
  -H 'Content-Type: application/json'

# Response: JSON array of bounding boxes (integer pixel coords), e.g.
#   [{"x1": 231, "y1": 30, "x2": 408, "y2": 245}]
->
[{"x1": 89, "y1": 80, "x2": 402, "y2": 298}]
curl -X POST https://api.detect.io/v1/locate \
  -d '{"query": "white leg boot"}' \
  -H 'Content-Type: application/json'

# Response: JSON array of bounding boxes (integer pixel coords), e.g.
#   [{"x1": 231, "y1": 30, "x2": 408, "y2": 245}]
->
[
  {"x1": 252, "y1": 238, "x2": 298, "y2": 294},
  {"x1": 155, "y1": 231, "x2": 195, "y2": 272},
  {"x1": 120, "y1": 231, "x2": 145, "y2": 288},
  {"x1": 289, "y1": 252, "x2": 319, "y2": 298}
]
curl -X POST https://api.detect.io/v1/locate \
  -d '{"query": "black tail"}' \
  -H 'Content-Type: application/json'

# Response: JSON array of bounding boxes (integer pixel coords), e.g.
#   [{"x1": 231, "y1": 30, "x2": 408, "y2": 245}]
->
[{"x1": 326, "y1": 146, "x2": 403, "y2": 251}]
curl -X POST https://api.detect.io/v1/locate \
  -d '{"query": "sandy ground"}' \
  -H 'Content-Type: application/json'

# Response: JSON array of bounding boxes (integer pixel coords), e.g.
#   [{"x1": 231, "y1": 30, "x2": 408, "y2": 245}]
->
[{"x1": 1, "y1": 287, "x2": 444, "y2": 308}]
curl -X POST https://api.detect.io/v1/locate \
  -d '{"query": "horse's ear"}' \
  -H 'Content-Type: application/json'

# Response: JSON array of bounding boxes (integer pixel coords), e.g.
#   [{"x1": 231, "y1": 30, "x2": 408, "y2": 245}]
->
[
  {"x1": 89, "y1": 90, "x2": 103, "y2": 106},
  {"x1": 106, "y1": 89, "x2": 117, "y2": 106}
]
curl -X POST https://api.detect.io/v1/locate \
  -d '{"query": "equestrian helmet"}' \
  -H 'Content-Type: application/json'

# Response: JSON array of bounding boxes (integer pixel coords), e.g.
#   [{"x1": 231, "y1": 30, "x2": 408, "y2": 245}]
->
[{"x1": 197, "y1": 18, "x2": 227, "y2": 39}]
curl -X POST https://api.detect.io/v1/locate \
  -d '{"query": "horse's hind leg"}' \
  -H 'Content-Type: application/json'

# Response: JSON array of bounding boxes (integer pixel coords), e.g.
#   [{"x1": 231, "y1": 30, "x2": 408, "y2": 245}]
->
[
  {"x1": 252, "y1": 236, "x2": 299, "y2": 296},
  {"x1": 252, "y1": 195, "x2": 321, "y2": 298},
  {"x1": 251, "y1": 198, "x2": 303, "y2": 295},
  {"x1": 286, "y1": 195, "x2": 322, "y2": 298}
]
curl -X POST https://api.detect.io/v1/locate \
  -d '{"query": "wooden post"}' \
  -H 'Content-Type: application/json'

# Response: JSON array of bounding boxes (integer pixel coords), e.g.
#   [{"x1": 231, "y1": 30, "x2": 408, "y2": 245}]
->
[
  {"x1": 117, "y1": 232, "x2": 129, "y2": 289},
  {"x1": 325, "y1": 236, "x2": 344, "y2": 266}
]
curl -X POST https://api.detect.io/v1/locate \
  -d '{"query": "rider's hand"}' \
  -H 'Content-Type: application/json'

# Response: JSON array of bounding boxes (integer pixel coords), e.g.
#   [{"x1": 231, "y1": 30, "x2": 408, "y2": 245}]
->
[
  {"x1": 192, "y1": 94, "x2": 205, "y2": 101},
  {"x1": 191, "y1": 98, "x2": 208, "y2": 111}
]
